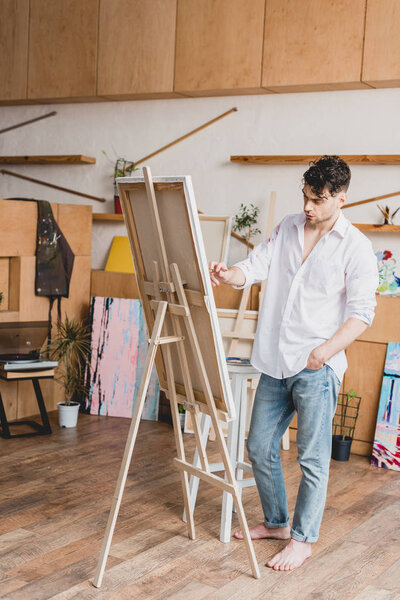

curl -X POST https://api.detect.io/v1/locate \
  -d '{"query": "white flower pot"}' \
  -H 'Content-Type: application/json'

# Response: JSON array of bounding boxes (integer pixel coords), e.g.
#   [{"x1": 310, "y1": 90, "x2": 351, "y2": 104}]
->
[{"x1": 58, "y1": 401, "x2": 80, "y2": 428}]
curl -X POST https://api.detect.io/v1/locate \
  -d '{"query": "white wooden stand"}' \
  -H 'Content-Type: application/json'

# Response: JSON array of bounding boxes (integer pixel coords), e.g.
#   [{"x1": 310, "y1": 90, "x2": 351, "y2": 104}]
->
[{"x1": 185, "y1": 363, "x2": 290, "y2": 543}]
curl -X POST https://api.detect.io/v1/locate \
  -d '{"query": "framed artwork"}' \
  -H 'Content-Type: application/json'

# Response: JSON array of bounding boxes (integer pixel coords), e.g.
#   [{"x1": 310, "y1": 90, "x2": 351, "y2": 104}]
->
[
  {"x1": 85, "y1": 296, "x2": 159, "y2": 420},
  {"x1": 376, "y1": 250, "x2": 400, "y2": 296},
  {"x1": 371, "y1": 342, "x2": 400, "y2": 471}
]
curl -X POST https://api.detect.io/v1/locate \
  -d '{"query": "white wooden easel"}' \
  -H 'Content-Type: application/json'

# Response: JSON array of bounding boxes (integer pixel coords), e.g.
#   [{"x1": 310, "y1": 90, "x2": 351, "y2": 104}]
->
[{"x1": 93, "y1": 168, "x2": 260, "y2": 588}]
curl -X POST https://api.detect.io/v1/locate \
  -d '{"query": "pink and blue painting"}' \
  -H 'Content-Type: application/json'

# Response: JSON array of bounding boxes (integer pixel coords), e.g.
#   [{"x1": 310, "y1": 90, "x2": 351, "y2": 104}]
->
[
  {"x1": 376, "y1": 250, "x2": 400, "y2": 296},
  {"x1": 85, "y1": 296, "x2": 159, "y2": 420},
  {"x1": 371, "y1": 342, "x2": 400, "y2": 471}
]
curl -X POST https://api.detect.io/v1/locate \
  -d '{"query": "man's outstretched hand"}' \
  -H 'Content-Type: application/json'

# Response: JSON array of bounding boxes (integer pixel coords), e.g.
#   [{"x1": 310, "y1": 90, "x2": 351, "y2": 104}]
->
[{"x1": 209, "y1": 262, "x2": 231, "y2": 287}]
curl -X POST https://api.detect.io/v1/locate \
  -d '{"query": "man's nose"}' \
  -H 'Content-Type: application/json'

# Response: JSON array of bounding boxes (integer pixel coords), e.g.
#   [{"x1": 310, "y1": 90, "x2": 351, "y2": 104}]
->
[{"x1": 304, "y1": 200, "x2": 313, "y2": 212}]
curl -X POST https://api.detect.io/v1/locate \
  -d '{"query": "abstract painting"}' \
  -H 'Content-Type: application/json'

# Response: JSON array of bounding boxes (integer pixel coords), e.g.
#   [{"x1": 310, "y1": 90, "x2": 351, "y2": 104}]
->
[
  {"x1": 376, "y1": 250, "x2": 400, "y2": 296},
  {"x1": 371, "y1": 342, "x2": 400, "y2": 470},
  {"x1": 85, "y1": 296, "x2": 159, "y2": 420}
]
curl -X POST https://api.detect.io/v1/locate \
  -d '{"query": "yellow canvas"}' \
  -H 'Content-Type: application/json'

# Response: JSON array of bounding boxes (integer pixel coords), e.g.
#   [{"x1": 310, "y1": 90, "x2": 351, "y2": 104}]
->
[{"x1": 105, "y1": 236, "x2": 134, "y2": 274}]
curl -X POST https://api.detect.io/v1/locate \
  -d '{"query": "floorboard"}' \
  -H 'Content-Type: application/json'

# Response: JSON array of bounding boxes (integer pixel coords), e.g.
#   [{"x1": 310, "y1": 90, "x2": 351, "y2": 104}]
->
[{"x1": 0, "y1": 412, "x2": 399, "y2": 599}]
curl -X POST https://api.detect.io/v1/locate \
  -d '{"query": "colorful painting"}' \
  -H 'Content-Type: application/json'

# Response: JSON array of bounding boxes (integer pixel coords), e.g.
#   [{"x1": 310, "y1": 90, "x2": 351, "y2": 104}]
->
[
  {"x1": 371, "y1": 342, "x2": 400, "y2": 471},
  {"x1": 376, "y1": 250, "x2": 400, "y2": 296},
  {"x1": 85, "y1": 297, "x2": 159, "y2": 420}
]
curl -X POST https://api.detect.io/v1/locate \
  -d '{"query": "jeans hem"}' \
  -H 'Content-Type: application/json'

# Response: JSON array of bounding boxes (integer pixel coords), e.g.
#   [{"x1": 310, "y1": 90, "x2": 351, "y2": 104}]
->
[
  {"x1": 264, "y1": 519, "x2": 290, "y2": 529},
  {"x1": 290, "y1": 528, "x2": 318, "y2": 543}
]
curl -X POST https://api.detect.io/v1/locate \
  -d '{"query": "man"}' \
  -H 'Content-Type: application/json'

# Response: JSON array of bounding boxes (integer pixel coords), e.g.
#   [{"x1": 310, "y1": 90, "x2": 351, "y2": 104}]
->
[{"x1": 209, "y1": 155, "x2": 379, "y2": 572}]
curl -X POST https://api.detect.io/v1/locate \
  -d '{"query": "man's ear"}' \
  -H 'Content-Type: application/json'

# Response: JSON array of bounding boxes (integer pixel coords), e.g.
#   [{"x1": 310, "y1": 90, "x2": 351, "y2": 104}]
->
[{"x1": 338, "y1": 192, "x2": 346, "y2": 208}]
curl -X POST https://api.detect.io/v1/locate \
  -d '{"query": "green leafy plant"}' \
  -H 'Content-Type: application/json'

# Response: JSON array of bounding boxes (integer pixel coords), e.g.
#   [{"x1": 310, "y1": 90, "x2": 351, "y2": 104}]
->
[
  {"x1": 102, "y1": 151, "x2": 138, "y2": 195},
  {"x1": 232, "y1": 203, "x2": 261, "y2": 255},
  {"x1": 49, "y1": 316, "x2": 91, "y2": 406}
]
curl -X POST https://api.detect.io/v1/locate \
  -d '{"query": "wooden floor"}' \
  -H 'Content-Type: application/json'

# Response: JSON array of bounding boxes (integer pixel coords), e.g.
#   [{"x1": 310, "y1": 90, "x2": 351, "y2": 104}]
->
[{"x1": 1, "y1": 413, "x2": 400, "y2": 600}]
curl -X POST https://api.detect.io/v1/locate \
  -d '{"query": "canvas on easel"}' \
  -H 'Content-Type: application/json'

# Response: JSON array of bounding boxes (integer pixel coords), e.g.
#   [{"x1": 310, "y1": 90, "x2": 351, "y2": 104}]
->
[{"x1": 92, "y1": 168, "x2": 260, "y2": 588}]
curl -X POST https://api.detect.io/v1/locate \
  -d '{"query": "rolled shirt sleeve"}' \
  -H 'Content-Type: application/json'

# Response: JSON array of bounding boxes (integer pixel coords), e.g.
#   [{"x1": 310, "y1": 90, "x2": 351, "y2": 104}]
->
[
  {"x1": 232, "y1": 220, "x2": 284, "y2": 289},
  {"x1": 344, "y1": 239, "x2": 379, "y2": 326}
]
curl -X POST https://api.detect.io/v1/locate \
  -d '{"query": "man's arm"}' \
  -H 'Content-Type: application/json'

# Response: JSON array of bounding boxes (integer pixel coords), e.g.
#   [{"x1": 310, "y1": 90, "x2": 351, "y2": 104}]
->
[
  {"x1": 307, "y1": 238, "x2": 379, "y2": 370},
  {"x1": 306, "y1": 317, "x2": 368, "y2": 369}
]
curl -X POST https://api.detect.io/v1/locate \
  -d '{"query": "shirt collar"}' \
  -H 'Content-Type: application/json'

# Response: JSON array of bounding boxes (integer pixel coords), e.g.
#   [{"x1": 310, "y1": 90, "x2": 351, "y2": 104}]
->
[{"x1": 294, "y1": 210, "x2": 348, "y2": 238}]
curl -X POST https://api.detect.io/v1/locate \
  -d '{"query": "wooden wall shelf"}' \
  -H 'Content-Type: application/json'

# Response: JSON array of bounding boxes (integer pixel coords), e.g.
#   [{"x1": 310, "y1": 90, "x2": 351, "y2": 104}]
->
[
  {"x1": 93, "y1": 213, "x2": 124, "y2": 222},
  {"x1": 231, "y1": 155, "x2": 400, "y2": 165},
  {"x1": 353, "y1": 224, "x2": 400, "y2": 232},
  {"x1": 0, "y1": 155, "x2": 96, "y2": 164}
]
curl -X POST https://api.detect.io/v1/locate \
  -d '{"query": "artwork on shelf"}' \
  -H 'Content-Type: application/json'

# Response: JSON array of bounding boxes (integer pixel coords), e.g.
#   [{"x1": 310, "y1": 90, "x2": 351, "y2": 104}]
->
[
  {"x1": 105, "y1": 236, "x2": 135, "y2": 274},
  {"x1": 371, "y1": 342, "x2": 400, "y2": 471},
  {"x1": 376, "y1": 250, "x2": 400, "y2": 296},
  {"x1": 85, "y1": 296, "x2": 159, "y2": 420}
]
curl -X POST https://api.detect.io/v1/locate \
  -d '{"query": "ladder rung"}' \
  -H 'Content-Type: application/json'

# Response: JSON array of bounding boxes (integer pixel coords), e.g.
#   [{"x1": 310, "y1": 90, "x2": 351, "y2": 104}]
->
[{"x1": 154, "y1": 335, "x2": 185, "y2": 345}]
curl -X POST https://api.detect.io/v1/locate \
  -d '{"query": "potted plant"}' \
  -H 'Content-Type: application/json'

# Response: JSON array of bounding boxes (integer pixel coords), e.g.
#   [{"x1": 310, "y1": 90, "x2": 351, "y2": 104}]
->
[
  {"x1": 332, "y1": 388, "x2": 361, "y2": 461},
  {"x1": 49, "y1": 316, "x2": 91, "y2": 428},
  {"x1": 232, "y1": 203, "x2": 261, "y2": 256},
  {"x1": 178, "y1": 403, "x2": 185, "y2": 431},
  {"x1": 102, "y1": 151, "x2": 138, "y2": 214}
]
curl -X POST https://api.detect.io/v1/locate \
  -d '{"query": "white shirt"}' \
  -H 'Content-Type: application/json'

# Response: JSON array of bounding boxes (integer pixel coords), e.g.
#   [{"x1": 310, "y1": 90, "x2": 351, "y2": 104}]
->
[{"x1": 233, "y1": 210, "x2": 379, "y2": 382}]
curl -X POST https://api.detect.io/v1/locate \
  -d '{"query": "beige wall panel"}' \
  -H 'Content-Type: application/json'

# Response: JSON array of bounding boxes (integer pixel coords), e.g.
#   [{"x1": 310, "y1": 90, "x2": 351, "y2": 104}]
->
[
  {"x1": 0, "y1": 258, "x2": 9, "y2": 311},
  {"x1": 16, "y1": 378, "x2": 60, "y2": 419},
  {"x1": 262, "y1": 0, "x2": 368, "y2": 92},
  {"x1": 98, "y1": 0, "x2": 178, "y2": 97},
  {"x1": 363, "y1": 0, "x2": 400, "y2": 87},
  {"x1": 0, "y1": 200, "x2": 37, "y2": 256},
  {"x1": 0, "y1": 200, "x2": 58, "y2": 257},
  {"x1": 0, "y1": 0, "x2": 29, "y2": 101},
  {"x1": 57, "y1": 204, "x2": 92, "y2": 256},
  {"x1": 91, "y1": 270, "x2": 140, "y2": 299},
  {"x1": 0, "y1": 380, "x2": 18, "y2": 420},
  {"x1": 359, "y1": 296, "x2": 400, "y2": 344},
  {"x1": 344, "y1": 340, "x2": 387, "y2": 451},
  {"x1": 28, "y1": 0, "x2": 98, "y2": 100},
  {"x1": 61, "y1": 255, "x2": 91, "y2": 321},
  {"x1": 174, "y1": 0, "x2": 265, "y2": 95}
]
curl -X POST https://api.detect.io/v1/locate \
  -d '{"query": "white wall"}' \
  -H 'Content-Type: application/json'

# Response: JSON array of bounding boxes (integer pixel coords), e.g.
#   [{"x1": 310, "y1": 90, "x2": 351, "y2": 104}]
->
[{"x1": 1, "y1": 88, "x2": 400, "y2": 269}]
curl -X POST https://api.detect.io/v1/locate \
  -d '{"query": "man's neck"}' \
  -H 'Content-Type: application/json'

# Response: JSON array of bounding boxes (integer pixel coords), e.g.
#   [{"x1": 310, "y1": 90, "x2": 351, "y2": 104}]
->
[{"x1": 305, "y1": 210, "x2": 340, "y2": 236}]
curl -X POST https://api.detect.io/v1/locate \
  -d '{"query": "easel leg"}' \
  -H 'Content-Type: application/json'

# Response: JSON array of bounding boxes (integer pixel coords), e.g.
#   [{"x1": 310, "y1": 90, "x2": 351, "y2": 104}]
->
[
  {"x1": 164, "y1": 344, "x2": 195, "y2": 541},
  {"x1": 220, "y1": 374, "x2": 241, "y2": 542},
  {"x1": 93, "y1": 302, "x2": 167, "y2": 589}
]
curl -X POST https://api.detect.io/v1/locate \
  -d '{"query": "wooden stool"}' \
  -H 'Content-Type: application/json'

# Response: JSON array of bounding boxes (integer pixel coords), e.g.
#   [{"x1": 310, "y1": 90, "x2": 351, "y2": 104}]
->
[
  {"x1": 185, "y1": 363, "x2": 290, "y2": 542},
  {"x1": 0, "y1": 367, "x2": 55, "y2": 439}
]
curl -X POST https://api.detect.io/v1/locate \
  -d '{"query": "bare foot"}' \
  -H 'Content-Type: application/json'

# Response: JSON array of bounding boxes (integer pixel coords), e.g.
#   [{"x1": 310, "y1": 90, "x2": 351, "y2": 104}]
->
[
  {"x1": 266, "y1": 539, "x2": 312, "y2": 571},
  {"x1": 234, "y1": 523, "x2": 291, "y2": 540}
]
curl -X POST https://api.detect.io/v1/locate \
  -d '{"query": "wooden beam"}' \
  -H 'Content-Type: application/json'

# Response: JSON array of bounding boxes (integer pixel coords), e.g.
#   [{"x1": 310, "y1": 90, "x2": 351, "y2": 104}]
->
[
  {"x1": 0, "y1": 155, "x2": 96, "y2": 164},
  {"x1": 231, "y1": 155, "x2": 400, "y2": 165}
]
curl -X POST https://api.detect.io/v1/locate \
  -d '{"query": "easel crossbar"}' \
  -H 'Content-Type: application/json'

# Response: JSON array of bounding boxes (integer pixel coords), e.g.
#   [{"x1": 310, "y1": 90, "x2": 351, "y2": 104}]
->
[{"x1": 174, "y1": 458, "x2": 236, "y2": 493}]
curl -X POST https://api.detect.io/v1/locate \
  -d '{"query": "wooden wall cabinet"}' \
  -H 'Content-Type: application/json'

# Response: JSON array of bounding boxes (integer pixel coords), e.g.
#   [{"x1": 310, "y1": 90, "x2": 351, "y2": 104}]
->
[
  {"x1": 174, "y1": 0, "x2": 267, "y2": 96},
  {"x1": 27, "y1": 0, "x2": 99, "y2": 101},
  {"x1": 262, "y1": 0, "x2": 368, "y2": 92},
  {"x1": 0, "y1": 0, "x2": 29, "y2": 102},
  {"x1": 98, "y1": 0, "x2": 179, "y2": 99},
  {"x1": 362, "y1": 0, "x2": 400, "y2": 88}
]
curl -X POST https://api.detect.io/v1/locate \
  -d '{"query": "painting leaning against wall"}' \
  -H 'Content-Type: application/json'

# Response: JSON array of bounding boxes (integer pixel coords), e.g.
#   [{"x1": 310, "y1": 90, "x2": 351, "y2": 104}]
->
[
  {"x1": 371, "y1": 342, "x2": 400, "y2": 471},
  {"x1": 85, "y1": 296, "x2": 159, "y2": 420}
]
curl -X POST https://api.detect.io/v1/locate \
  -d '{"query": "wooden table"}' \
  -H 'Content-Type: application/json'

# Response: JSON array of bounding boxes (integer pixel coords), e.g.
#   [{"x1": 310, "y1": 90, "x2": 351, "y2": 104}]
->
[{"x1": 0, "y1": 367, "x2": 55, "y2": 438}]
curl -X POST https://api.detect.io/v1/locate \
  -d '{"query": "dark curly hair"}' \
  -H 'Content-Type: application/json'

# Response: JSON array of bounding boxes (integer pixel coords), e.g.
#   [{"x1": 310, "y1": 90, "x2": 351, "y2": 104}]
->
[{"x1": 303, "y1": 155, "x2": 351, "y2": 198}]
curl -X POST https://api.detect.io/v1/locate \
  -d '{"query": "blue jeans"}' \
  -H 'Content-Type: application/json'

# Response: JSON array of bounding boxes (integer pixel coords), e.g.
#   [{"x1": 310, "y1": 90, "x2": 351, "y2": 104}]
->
[{"x1": 247, "y1": 365, "x2": 341, "y2": 543}]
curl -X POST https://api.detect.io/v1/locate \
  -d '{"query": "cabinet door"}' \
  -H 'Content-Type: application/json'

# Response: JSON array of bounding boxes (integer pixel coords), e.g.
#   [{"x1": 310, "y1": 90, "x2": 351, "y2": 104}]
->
[
  {"x1": 98, "y1": 0, "x2": 178, "y2": 99},
  {"x1": 262, "y1": 0, "x2": 368, "y2": 92},
  {"x1": 174, "y1": 0, "x2": 266, "y2": 96},
  {"x1": 28, "y1": 0, "x2": 98, "y2": 100},
  {"x1": 363, "y1": 0, "x2": 400, "y2": 87},
  {"x1": 0, "y1": 0, "x2": 29, "y2": 102}
]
